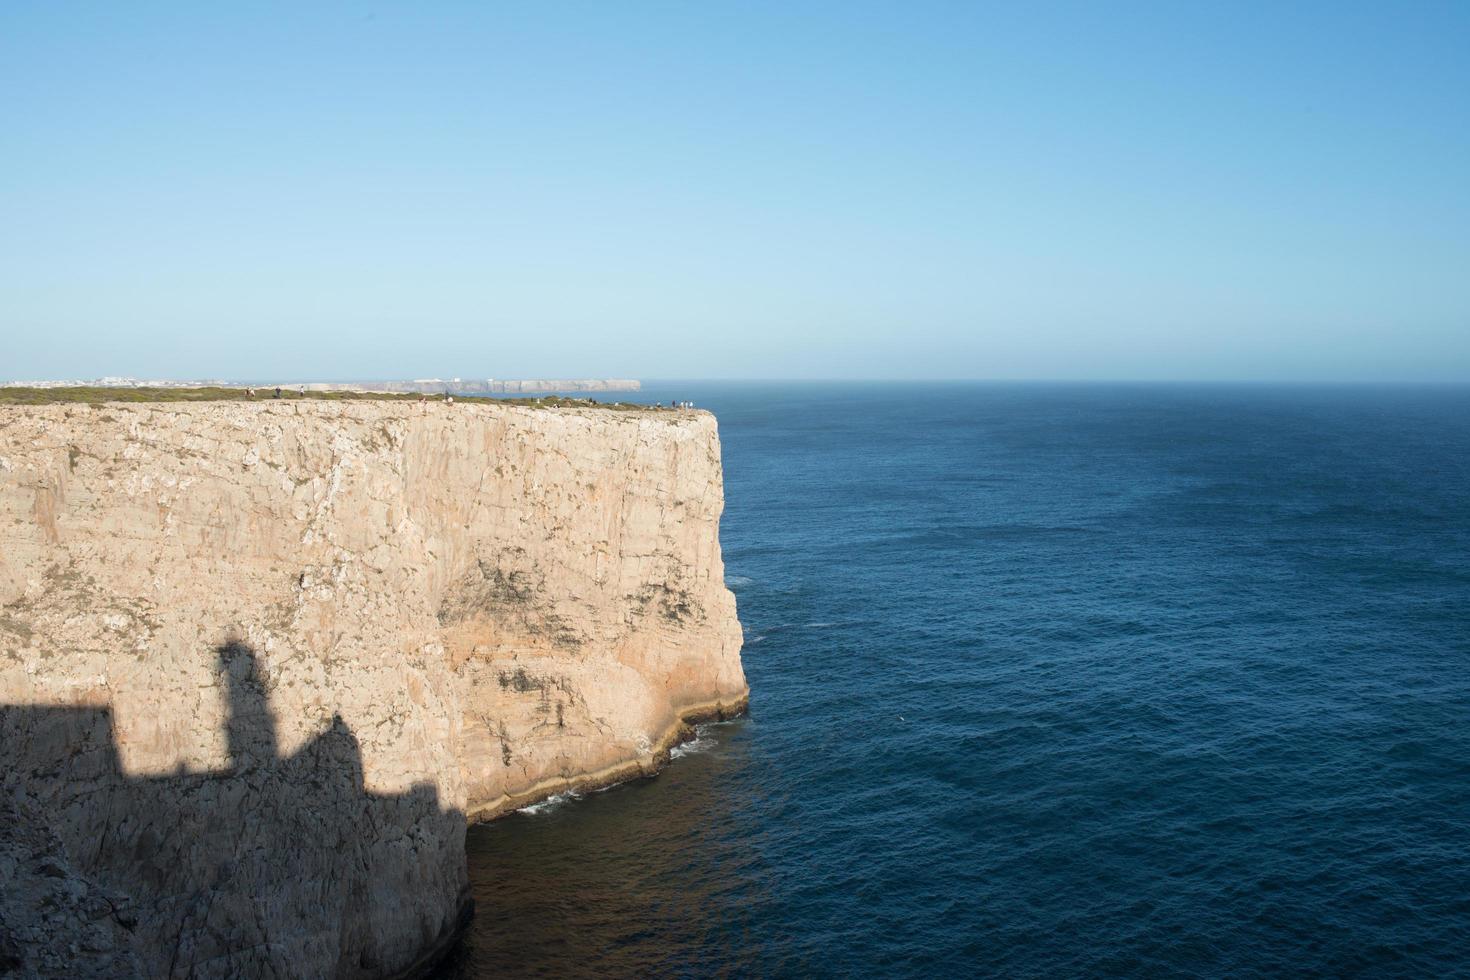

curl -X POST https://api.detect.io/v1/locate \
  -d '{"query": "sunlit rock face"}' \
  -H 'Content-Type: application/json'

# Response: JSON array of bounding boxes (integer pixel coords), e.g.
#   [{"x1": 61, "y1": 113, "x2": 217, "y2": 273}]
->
[{"x1": 0, "y1": 399, "x2": 746, "y2": 977}]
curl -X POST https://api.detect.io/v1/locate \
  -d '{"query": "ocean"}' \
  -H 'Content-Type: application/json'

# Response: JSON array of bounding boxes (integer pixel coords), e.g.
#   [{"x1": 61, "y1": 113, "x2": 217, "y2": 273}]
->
[{"x1": 439, "y1": 382, "x2": 1470, "y2": 977}]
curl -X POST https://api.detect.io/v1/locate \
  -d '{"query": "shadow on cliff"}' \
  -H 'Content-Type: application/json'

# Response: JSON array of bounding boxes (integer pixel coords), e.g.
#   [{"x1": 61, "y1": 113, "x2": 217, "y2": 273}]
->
[{"x1": 0, "y1": 640, "x2": 471, "y2": 979}]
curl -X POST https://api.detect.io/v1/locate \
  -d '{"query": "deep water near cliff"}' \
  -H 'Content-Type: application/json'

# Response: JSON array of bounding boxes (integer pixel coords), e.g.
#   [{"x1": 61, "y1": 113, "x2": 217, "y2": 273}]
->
[{"x1": 444, "y1": 382, "x2": 1470, "y2": 978}]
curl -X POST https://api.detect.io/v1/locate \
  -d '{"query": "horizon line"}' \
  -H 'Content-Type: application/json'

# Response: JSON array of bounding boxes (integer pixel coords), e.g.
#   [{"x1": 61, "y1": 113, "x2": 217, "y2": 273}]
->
[{"x1": 6, "y1": 377, "x2": 1470, "y2": 387}]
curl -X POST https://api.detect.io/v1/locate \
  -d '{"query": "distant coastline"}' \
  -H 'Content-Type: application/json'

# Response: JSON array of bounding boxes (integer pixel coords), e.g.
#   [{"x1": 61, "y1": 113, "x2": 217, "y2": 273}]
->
[
  {"x1": 0, "y1": 377, "x2": 641, "y2": 394},
  {"x1": 301, "y1": 378, "x2": 642, "y2": 394}
]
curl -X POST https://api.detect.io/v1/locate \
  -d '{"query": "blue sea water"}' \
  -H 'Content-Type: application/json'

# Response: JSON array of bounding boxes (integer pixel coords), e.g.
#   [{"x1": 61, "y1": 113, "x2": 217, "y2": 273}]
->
[{"x1": 442, "y1": 383, "x2": 1470, "y2": 978}]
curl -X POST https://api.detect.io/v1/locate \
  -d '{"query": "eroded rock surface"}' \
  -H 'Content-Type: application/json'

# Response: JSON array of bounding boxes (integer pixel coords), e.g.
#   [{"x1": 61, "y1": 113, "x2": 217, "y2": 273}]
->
[{"x1": 0, "y1": 399, "x2": 746, "y2": 977}]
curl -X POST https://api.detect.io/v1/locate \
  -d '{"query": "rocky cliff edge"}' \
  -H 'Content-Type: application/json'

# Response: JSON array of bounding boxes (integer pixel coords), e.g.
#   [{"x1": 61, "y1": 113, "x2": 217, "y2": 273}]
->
[{"x1": 0, "y1": 399, "x2": 746, "y2": 977}]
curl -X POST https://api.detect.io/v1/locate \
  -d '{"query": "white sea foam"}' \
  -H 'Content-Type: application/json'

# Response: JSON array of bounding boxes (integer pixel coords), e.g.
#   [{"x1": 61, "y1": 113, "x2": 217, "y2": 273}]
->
[
  {"x1": 746, "y1": 634, "x2": 765, "y2": 645},
  {"x1": 517, "y1": 790, "x2": 581, "y2": 816},
  {"x1": 670, "y1": 736, "x2": 715, "y2": 759},
  {"x1": 726, "y1": 575, "x2": 753, "y2": 588},
  {"x1": 671, "y1": 723, "x2": 721, "y2": 759}
]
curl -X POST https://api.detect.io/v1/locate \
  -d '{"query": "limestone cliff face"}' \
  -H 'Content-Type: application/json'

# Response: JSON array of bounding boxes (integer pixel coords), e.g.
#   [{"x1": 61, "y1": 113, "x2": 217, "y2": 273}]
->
[{"x1": 0, "y1": 400, "x2": 746, "y2": 977}]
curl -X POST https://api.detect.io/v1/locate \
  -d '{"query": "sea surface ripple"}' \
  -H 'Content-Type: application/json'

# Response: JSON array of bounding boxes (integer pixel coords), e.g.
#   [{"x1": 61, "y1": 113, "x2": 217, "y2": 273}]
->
[{"x1": 441, "y1": 382, "x2": 1470, "y2": 978}]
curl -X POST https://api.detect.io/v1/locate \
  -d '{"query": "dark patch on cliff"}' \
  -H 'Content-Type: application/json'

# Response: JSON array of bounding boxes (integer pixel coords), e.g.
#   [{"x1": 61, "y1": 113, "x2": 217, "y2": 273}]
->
[
  {"x1": 630, "y1": 580, "x2": 706, "y2": 625},
  {"x1": 438, "y1": 554, "x2": 585, "y2": 650}
]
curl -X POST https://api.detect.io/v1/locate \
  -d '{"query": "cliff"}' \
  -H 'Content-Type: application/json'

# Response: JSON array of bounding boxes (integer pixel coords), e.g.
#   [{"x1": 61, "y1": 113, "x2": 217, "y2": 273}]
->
[{"x1": 0, "y1": 399, "x2": 746, "y2": 977}]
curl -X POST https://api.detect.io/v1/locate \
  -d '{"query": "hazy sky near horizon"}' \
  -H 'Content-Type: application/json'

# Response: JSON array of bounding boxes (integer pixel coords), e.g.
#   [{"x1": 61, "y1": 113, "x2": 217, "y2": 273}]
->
[{"x1": 3, "y1": 2, "x2": 1468, "y2": 382}]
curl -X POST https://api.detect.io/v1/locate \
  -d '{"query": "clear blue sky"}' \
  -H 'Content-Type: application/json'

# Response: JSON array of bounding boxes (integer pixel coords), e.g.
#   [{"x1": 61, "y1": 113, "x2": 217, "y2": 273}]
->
[{"x1": 3, "y1": 2, "x2": 1468, "y2": 381}]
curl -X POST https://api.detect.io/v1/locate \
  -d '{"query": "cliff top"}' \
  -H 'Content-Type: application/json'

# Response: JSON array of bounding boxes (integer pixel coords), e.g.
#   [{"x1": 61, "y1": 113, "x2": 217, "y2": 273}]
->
[
  {"x1": 2, "y1": 378, "x2": 640, "y2": 394},
  {"x1": 0, "y1": 386, "x2": 668, "y2": 413}
]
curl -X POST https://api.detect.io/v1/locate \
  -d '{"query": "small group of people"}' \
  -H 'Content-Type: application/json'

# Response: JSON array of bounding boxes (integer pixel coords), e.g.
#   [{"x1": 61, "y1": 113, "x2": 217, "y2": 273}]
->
[
  {"x1": 660, "y1": 400, "x2": 695, "y2": 410},
  {"x1": 244, "y1": 386, "x2": 305, "y2": 399}
]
